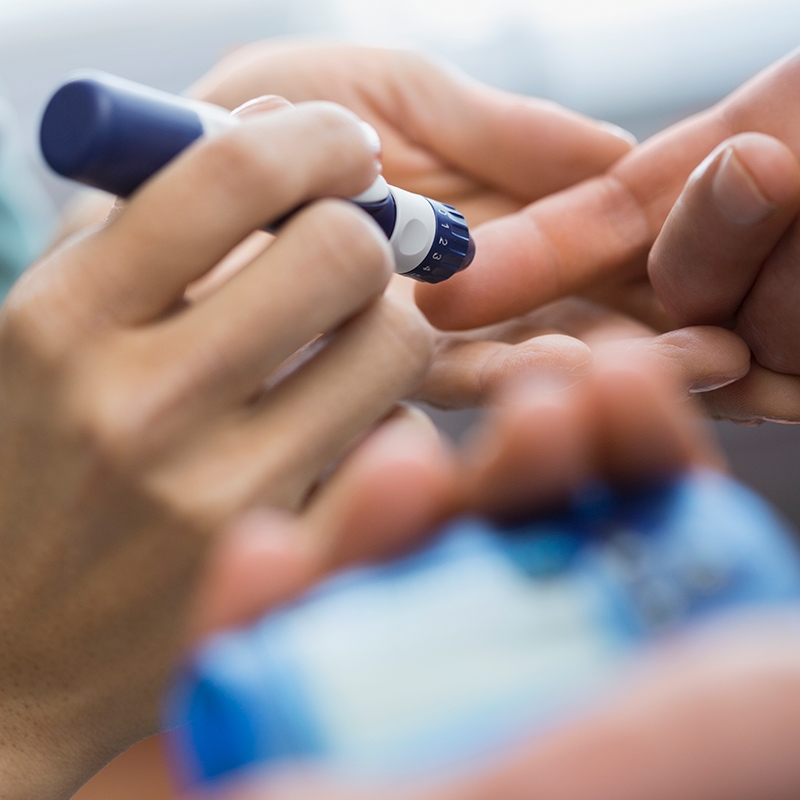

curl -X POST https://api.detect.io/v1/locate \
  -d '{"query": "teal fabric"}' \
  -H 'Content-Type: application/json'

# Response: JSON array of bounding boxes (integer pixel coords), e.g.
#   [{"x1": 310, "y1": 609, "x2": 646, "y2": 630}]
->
[{"x1": 0, "y1": 97, "x2": 55, "y2": 301}]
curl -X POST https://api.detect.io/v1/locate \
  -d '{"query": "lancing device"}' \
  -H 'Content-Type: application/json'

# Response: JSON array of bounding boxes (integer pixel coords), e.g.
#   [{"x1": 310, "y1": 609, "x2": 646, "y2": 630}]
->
[{"x1": 39, "y1": 71, "x2": 475, "y2": 284}]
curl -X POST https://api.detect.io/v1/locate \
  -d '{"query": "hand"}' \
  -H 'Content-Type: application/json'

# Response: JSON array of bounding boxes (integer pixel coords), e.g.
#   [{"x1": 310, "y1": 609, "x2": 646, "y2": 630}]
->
[
  {"x1": 0, "y1": 101, "x2": 432, "y2": 799},
  {"x1": 416, "y1": 294, "x2": 750, "y2": 407},
  {"x1": 186, "y1": 359, "x2": 800, "y2": 800},
  {"x1": 72, "y1": 406, "x2": 455, "y2": 800},
  {"x1": 61, "y1": 41, "x2": 639, "y2": 410},
  {"x1": 191, "y1": 41, "x2": 758, "y2": 407},
  {"x1": 189, "y1": 41, "x2": 635, "y2": 228},
  {"x1": 413, "y1": 48, "x2": 800, "y2": 421},
  {"x1": 415, "y1": 47, "x2": 800, "y2": 330},
  {"x1": 647, "y1": 132, "x2": 800, "y2": 423}
]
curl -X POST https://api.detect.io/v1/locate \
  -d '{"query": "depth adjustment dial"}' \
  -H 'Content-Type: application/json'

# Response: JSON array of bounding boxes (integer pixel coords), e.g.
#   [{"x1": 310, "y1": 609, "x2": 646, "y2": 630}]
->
[{"x1": 405, "y1": 199, "x2": 475, "y2": 284}]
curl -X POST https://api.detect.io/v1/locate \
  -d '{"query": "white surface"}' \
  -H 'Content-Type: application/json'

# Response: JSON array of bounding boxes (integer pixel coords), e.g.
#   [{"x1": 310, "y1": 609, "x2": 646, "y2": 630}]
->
[{"x1": 1, "y1": 0, "x2": 799, "y2": 122}]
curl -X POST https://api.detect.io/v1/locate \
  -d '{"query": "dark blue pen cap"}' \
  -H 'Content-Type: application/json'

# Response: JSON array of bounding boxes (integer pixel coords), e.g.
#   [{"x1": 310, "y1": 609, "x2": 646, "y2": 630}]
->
[{"x1": 40, "y1": 72, "x2": 206, "y2": 197}]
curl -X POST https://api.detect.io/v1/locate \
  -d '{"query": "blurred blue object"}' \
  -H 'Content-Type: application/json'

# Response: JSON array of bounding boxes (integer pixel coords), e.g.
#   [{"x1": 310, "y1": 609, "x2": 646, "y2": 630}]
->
[
  {"x1": 0, "y1": 97, "x2": 54, "y2": 299},
  {"x1": 166, "y1": 470, "x2": 800, "y2": 785}
]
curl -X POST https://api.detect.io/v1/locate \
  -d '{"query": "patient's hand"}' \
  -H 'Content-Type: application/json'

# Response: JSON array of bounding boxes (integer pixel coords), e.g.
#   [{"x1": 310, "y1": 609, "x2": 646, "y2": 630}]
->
[
  {"x1": 190, "y1": 41, "x2": 634, "y2": 228},
  {"x1": 186, "y1": 360, "x2": 800, "y2": 800},
  {"x1": 410, "y1": 48, "x2": 800, "y2": 422},
  {"x1": 196, "y1": 362, "x2": 800, "y2": 800},
  {"x1": 415, "y1": 48, "x2": 800, "y2": 330},
  {"x1": 647, "y1": 132, "x2": 800, "y2": 423}
]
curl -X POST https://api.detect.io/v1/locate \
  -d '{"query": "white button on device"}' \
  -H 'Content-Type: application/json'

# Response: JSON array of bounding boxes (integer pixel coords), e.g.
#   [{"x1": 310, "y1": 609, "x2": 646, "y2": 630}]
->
[
  {"x1": 398, "y1": 218, "x2": 430, "y2": 257},
  {"x1": 388, "y1": 185, "x2": 436, "y2": 274}
]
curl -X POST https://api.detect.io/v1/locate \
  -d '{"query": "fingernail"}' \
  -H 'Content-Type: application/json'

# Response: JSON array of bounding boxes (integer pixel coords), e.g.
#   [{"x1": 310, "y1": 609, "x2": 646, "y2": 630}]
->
[
  {"x1": 735, "y1": 418, "x2": 765, "y2": 427},
  {"x1": 689, "y1": 147, "x2": 721, "y2": 183},
  {"x1": 712, "y1": 147, "x2": 776, "y2": 226},
  {"x1": 358, "y1": 121, "x2": 382, "y2": 156},
  {"x1": 231, "y1": 94, "x2": 294, "y2": 117},
  {"x1": 689, "y1": 372, "x2": 747, "y2": 394},
  {"x1": 598, "y1": 121, "x2": 638, "y2": 146}
]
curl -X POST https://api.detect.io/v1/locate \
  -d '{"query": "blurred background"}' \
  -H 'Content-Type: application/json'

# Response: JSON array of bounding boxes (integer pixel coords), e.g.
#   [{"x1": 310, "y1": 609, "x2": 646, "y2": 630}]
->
[{"x1": 1, "y1": 0, "x2": 800, "y2": 522}]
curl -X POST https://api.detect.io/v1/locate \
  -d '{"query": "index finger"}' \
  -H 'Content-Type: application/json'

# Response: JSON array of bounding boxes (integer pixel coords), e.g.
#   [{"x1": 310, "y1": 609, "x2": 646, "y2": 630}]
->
[
  {"x1": 417, "y1": 49, "x2": 800, "y2": 331},
  {"x1": 69, "y1": 102, "x2": 380, "y2": 326}
]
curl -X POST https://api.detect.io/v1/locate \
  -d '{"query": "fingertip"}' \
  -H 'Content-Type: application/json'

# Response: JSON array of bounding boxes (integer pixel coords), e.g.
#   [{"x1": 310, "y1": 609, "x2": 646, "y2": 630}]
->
[
  {"x1": 698, "y1": 364, "x2": 800, "y2": 425},
  {"x1": 596, "y1": 120, "x2": 638, "y2": 149},
  {"x1": 462, "y1": 375, "x2": 591, "y2": 517},
  {"x1": 476, "y1": 335, "x2": 592, "y2": 406},
  {"x1": 619, "y1": 326, "x2": 751, "y2": 395},
  {"x1": 414, "y1": 267, "x2": 474, "y2": 331},
  {"x1": 518, "y1": 334, "x2": 593, "y2": 377},
  {"x1": 649, "y1": 133, "x2": 800, "y2": 329},
  {"x1": 591, "y1": 353, "x2": 724, "y2": 475},
  {"x1": 359, "y1": 405, "x2": 446, "y2": 467},
  {"x1": 309, "y1": 408, "x2": 457, "y2": 570},
  {"x1": 414, "y1": 217, "x2": 543, "y2": 331},
  {"x1": 727, "y1": 132, "x2": 800, "y2": 209}
]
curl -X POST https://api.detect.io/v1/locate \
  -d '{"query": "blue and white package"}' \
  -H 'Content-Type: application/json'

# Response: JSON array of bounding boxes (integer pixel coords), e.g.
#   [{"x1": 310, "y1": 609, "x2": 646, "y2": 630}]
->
[
  {"x1": 165, "y1": 471, "x2": 800, "y2": 785},
  {"x1": 39, "y1": 72, "x2": 474, "y2": 284}
]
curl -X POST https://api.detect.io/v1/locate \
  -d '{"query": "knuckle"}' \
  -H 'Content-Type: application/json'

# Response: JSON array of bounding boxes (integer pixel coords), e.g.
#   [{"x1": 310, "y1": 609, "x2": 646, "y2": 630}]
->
[
  {"x1": 65, "y1": 344, "x2": 183, "y2": 467},
  {"x1": 70, "y1": 377, "x2": 158, "y2": 465},
  {"x1": 199, "y1": 131, "x2": 274, "y2": 196},
  {"x1": 301, "y1": 199, "x2": 394, "y2": 291},
  {"x1": 295, "y1": 101, "x2": 377, "y2": 175}
]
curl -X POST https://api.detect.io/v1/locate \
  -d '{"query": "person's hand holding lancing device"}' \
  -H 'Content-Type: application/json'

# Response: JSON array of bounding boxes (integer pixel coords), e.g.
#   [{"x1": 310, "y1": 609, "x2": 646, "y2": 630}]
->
[{"x1": 0, "y1": 97, "x2": 435, "y2": 800}]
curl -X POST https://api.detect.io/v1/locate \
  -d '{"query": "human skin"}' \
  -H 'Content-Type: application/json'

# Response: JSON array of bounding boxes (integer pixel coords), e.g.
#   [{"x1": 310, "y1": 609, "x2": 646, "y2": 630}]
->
[
  {"x1": 77, "y1": 356, "x2": 800, "y2": 800},
  {"x1": 413, "y1": 47, "x2": 800, "y2": 329},
  {"x1": 71, "y1": 43, "x2": 800, "y2": 800},
  {"x1": 63, "y1": 42, "x2": 755, "y2": 407},
  {"x1": 411, "y1": 47, "x2": 800, "y2": 420},
  {"x1": 647, "y1": 131, "x2": 800, "y2": 423},
  {"x1": 67, "y1": 41, "x2": 757, "y2": 799},
  {"x1": 0, "y1": 101, "x2": 435, "y2": 800},
  {"x1": 69, "y1": 43, "x2": 752, "y2": 800},
  {"x1": 183, "y1": 40, "x2": 750, "y2": 406},
  {"x1": 190, "y1": 362, "x2": 800, "y2": 800}
]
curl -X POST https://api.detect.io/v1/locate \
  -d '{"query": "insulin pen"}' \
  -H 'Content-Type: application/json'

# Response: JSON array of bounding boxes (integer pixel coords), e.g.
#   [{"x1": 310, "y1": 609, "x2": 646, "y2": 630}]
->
[{"x1": 39, "y1": 71, "x2": 475, "y2": 284}]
